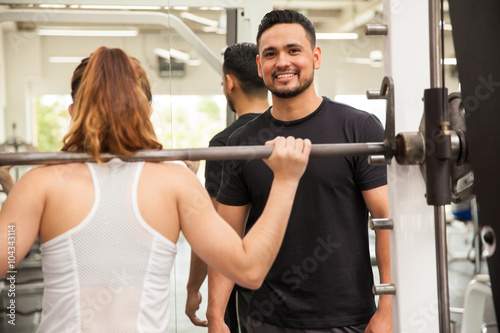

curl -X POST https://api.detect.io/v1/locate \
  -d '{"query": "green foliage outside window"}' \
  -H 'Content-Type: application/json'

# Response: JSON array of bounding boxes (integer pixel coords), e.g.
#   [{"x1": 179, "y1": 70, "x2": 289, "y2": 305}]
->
[
  {"x1": 35, "y1": 96, "x2": 70, "y2": 152},
  {"x1": 35, "y1": 95, "x2": 227, "y2": 152}
]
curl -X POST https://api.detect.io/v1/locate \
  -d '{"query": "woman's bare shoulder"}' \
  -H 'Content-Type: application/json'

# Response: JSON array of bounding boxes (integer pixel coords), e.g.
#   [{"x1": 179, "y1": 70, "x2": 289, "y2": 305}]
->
[
  {"x1": 19, "y1": 163, "x2": 88, "y2": 182},
  {"x1": 142, "y1": 161, "x2": 199, "y2": 185}
]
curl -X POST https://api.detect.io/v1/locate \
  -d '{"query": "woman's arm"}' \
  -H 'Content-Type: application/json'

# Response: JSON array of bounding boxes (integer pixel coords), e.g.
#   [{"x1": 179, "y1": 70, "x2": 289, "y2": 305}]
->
[
  {"x1": 0, "y1": 168, "x2": 46, "y2": 276},
  {"x1": 178, "y1": 137, "x2": 311, "y2": 289}
]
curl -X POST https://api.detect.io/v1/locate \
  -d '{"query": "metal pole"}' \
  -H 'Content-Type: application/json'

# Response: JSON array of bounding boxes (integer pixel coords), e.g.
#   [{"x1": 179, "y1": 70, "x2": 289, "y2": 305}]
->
[
  {"x1": 434, "y1": 205, "x2": 451, "y2": 333},
  {"x1": 429, "y1": 0, "x2": 442, "y2": 89},
  {"x1": 0, "y1": 142, "x2": 386, "y2": 166},
  {"x1": 429, "y1": 0, "x2": 451, "y2": 332}
]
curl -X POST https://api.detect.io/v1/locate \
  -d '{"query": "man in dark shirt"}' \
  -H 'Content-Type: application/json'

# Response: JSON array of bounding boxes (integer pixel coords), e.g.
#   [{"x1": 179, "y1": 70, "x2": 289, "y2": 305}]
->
[
  {"x1": 208, "y1": 10, "x2": 392, "y2": 333},
  {"x1": 185, "y1": 42, "x2": 269, "y2": 333}
]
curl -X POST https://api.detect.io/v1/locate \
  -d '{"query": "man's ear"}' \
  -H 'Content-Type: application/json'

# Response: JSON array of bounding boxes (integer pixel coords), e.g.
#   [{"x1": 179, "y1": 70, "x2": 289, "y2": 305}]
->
[
  {"x1": 313, "y1": 46, "x2": 322, "y2": 70},
  {"x1": 256, "y1": 55, "x2": 263, "y2": 78},
  {"x1": 68, "y1": 103, "x2": 74, "y2": 118},
  {"x1": 225, "y1": 74, "x2": 236, "y2": 93}
]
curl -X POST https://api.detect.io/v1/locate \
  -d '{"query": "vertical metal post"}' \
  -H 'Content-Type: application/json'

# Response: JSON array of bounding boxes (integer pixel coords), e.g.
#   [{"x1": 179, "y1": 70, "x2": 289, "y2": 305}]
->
[
  {"x1": 434, "y1": 205, "x2": 451, "y2": 333},
  {"x1": 429, "y1": 0, "x2": 442, "y2": 89},
  {"x1": 429, "y1": 0, "x2": 451, "y2": 332},
  {"x1": 225, "y1": 8, "x2": 238, "y2": 126}
]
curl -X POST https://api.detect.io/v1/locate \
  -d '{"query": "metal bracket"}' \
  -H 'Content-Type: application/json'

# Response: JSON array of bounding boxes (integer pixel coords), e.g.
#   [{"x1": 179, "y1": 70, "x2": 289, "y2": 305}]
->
[
  {"x1": 372, "y1": 283, "x2": 397, "y2": 296},
  {"x1": 392, "y1": 92, "x2": 473, "y2": 204},
  {"x1": 369, "y1": 217, "x2": 394, "y2": 230},
  {"x1": 448, "y1": 92, "x2": 475, "y2": 203},
  {"x1": 367, "y1": 76, "x2": 396, "y2": 165},
  {"x1": 364, "y1": 24, "x2": 388, "y2": 36}
]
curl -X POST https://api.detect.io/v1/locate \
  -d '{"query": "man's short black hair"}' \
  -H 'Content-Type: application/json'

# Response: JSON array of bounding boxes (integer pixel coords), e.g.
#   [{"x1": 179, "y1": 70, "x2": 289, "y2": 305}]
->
[
  {"x1": 223, "y1": 42, "x2": 267, "y2": 97},
  {"x1": 256, "y1": 9, "x2": 316, "y2": 49}
]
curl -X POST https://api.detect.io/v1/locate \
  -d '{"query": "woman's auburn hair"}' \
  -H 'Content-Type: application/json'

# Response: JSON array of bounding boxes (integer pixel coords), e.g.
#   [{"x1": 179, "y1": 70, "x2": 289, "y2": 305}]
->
[{"x1": 62, "y1": 47, "x2": 162, "y2": 162}]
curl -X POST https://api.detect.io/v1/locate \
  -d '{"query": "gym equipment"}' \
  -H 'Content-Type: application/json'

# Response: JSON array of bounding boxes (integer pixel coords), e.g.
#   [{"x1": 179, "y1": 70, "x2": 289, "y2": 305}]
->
[
  {"x1": 0, "y1": 142, "x2": 386, "y2": 166},
  {"x1": 449, "y1": 0, "x2": 500, "y2": 328}
]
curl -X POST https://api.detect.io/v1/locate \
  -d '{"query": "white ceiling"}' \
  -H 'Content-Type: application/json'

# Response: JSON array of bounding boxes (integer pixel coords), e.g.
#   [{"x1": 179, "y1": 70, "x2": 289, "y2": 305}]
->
[{"x1": 6, "y1": 1, "x2": 384, "y2": 35}]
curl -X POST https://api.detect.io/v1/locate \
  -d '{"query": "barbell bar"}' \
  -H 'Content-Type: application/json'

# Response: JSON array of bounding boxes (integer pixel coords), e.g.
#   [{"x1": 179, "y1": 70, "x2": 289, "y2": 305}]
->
[{"x1": 0, "y1": 142, "x2": 387, "y2": 166}]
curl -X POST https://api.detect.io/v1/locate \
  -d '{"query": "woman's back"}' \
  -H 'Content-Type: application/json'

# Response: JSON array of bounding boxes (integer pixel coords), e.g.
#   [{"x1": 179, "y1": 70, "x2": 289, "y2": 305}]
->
[
  {"x1": 38, "y1": 161, "x2": 186, "y2": 244},
  {"x1": 35, "y1": 160, "x2": 185, "y2": 332}
]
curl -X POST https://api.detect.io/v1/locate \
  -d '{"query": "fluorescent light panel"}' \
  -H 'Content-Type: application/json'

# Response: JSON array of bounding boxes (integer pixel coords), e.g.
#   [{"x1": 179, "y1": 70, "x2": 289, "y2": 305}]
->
[
  {"x1": 201, "y1": 26, "x2": 227, "y2": 34},
  {"x1": 154, "y1": 48, "x2": 202, "y2": 66},
  {"x1": 180, "y1": 12, "x2": 219, "y2": 27},
  {"x1": 49, "y1": 56, "x2": 85, "y2": 63},
  {"x1": 443, "y1": 58, "x2": 457, "y2": 65},
  {"x1": 316, "y1": 33, "x2": 358, "y2": 40},
  {"x1": 199, "y1": 7, "x2": 224, "y2": 11},
  {"x1": 154, "y1": 48, "x2": 190, "y2": 61},
  {"x1": 39, "y1": 4, "x2": 66, "y2": 8},
  {"x1": 79, "y1": 5, "x2": 161, "y2": 10},
  {"x1": 38, "y1": 27, "x2": 139, "y2": 37}
]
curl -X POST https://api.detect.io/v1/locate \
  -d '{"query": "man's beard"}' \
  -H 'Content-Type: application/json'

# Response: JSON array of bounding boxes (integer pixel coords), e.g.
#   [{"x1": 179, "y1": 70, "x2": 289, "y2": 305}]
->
[{"x1": 267, "y1": 69, "x2": 314, "y2": 99}]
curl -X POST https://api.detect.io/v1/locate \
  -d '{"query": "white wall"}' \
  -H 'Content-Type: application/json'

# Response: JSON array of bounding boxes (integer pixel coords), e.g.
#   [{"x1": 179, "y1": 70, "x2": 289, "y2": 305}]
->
[{"x1": 316, "y1": 34, "x2": 385, "y2": 97}]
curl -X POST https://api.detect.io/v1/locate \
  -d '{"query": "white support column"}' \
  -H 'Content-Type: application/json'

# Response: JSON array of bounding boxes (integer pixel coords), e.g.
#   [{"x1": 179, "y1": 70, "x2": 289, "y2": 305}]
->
[
  {"x1": 384, "y1": 1, "x2": 440, "y2": 332},
  {"x1": 237, "y1": 0, "x2": 272, "y2": 43}
]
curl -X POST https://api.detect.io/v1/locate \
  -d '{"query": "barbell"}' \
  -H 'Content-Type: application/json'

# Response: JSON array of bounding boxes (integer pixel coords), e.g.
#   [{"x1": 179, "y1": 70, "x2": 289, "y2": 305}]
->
[{"x1": 0, "y1": 142, "x2": 387, "y2": 166}]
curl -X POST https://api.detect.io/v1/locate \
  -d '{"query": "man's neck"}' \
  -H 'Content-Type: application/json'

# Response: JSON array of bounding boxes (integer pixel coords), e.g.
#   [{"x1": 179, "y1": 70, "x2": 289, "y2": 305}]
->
[
  {"x1": 236, "y1": 98, "x2": 269, "y2": 117},
  {"x1": 270, "y1": 88, "x2": 323, "y2": 122}
]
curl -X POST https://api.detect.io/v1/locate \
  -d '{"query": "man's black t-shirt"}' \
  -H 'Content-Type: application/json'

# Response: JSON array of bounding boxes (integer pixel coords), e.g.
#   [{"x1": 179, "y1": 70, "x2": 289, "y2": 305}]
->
[
  {"x1": 217, "y1": 97, "x2": 387, "y2": 329},
  {"x1": 205, "y1": 113, "x2": 261, "y2": 197}
]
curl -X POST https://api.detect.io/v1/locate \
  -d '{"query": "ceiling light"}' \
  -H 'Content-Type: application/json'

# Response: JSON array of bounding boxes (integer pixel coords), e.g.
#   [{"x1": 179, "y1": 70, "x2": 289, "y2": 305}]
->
[
  {"x1": 39, "y1": 4, "x2": 66, "y2": 8},
  {"x1": 200, "y1": 7, "x2": 224, "y2": 11},
  {"x1": 180, "y1": 12, "x2": 219, "y2": 27},
  {"x1": 49, "y1": 56, "x2": 85, "y2": 63},
  {"x1": 79, "y1": 5, "x2": 161, "y2": 10},
  {"x1": 154, "y1": 48, "x2": 202, "y2": 66},
  {"x1": 443, "y1": 58, "x2": 457, "y2": 65},
  {"x1": 38, "y1": 27, "x2": 139, "y2": 37},
  {"x1": 316, "y1": 33, "x2": 358, "y2": 40},
  {"x1": 201, "y1": 26, "x2": 227, "y2": 34}
]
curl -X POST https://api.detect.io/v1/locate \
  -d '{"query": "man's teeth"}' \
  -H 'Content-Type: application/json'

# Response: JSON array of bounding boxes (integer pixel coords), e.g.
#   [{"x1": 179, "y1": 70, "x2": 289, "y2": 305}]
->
[{"x1": 276, "y1": 73, "x2": 295, "y2": 79}]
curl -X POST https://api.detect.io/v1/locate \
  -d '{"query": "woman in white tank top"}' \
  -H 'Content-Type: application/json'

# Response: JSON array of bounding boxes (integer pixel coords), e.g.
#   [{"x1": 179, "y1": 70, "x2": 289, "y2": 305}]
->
[{"x1": 0, "y1": 46, "x2": 311, "y2": 332}]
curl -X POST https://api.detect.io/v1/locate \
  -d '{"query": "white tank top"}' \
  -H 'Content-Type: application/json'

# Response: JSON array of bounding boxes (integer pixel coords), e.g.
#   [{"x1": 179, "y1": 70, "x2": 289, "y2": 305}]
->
[{"x1": 38, "y1": 159, "x2": 177, "y2": 332}]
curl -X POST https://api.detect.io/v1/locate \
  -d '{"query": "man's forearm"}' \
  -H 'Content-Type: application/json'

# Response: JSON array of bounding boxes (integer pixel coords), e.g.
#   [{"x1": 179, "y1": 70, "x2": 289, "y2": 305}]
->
[
  {"x1": 207, "y1": 267, "x2": 234, "y2": 322},
  {"x1": 187, "y1": 250, "x2": 208, "y2": 293},
  {"x1": 375, "y1": 229, "x2": 390, "y2": 284},
  {"x1": 375, "y1": 229, "x2": 391, "y2": 311}
]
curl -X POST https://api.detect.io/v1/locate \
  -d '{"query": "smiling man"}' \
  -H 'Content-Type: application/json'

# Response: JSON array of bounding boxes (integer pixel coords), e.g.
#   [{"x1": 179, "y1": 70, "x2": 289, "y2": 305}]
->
[{"x1": 207, "y1": 10, "x2": 392, "y2": 333}]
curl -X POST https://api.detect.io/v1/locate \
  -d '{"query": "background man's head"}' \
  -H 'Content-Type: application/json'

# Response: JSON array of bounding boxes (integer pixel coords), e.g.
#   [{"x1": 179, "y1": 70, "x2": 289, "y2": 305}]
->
[{"x1": 222, "y1": 43, "x2": 267, "y2": 111}]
